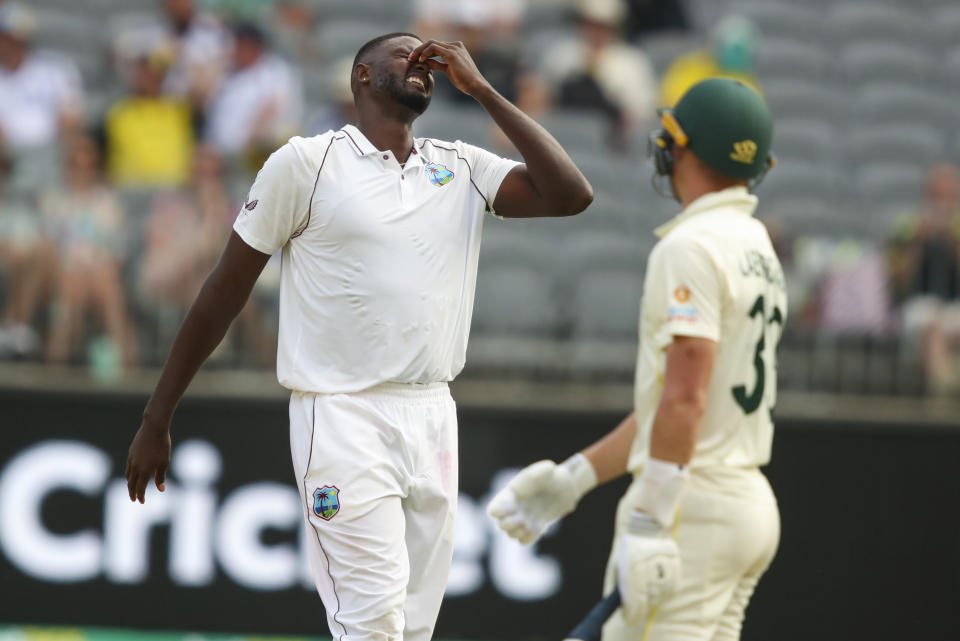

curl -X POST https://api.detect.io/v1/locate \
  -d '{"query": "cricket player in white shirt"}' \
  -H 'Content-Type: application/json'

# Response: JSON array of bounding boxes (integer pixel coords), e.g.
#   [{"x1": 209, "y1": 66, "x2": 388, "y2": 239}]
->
[
  {"x1": 489, "y1": 78, "x2": 785, "y2": 641},
  {"x1": 125, "y1": 32, "x2": 593, "y2": 641}
]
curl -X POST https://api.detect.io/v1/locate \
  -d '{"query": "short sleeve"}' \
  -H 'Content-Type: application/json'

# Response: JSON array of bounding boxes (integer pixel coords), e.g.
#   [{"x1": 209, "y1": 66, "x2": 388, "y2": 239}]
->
[
  {"x1": 233, "y1": 139, "x2": 315, "y2": 255},
  {"x1": 457, "y1": 141, "x2": 522, "y2": 212},
  {"x1": 646, "y1": 236, "x2": 723, "y2": 349}
]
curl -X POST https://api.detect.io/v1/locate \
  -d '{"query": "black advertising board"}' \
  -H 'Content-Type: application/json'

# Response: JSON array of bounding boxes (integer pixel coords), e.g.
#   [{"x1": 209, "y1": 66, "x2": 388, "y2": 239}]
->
[{"x1": 0, "y1": 389, "x2": 958, "y2": 640}]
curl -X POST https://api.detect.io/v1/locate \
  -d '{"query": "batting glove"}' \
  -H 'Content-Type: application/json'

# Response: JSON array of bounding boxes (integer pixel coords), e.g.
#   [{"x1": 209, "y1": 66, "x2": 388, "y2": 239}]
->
[
  {"x1": 487, "y1": 454, "x2": 597, "y2": 544},
  {"x1": 617, "y1": 511, "x2": 681, "y2": 627}
]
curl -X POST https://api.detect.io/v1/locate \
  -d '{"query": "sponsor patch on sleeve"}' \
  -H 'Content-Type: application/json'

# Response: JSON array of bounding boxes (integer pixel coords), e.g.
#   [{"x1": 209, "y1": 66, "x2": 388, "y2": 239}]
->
[{"x1": 667, "y1": 305, "x2": 699, "y2": 323}]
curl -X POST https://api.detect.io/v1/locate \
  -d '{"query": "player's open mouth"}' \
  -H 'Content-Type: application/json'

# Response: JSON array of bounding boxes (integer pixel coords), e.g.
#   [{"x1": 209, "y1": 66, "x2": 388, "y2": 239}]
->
[{"x1": 406, "y1": 75, "x2": 427, "y2": 91}]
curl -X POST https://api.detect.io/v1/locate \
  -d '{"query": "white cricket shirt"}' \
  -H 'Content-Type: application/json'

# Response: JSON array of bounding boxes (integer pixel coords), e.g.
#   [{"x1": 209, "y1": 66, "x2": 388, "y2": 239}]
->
[
  {"x1": 629, "y1": 186, "x2": 788, "y2": 471},
  {"x1": 233, "y1": 125, "x2": 520, "y2": 393},
  {"x1": 0, "y1": 50, "x2": 83, "y2": 150}
]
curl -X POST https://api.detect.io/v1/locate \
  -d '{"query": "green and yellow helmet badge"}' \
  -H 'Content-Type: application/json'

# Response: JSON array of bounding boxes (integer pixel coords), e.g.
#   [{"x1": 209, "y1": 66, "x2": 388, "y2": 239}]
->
[{"x1": 665, "y1": 78, "x2": 774, "y2": 180}]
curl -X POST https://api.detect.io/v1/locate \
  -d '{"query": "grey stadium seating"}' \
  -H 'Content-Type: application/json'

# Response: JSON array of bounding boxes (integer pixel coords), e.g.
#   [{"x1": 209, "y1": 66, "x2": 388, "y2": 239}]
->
[
  {"x1": 763, "y1": 79, "x2": 846, "y2": 123},
  {"x1": 847, "y1": 125, "x2": 945, "y2": 168},
  {"x1": 755, "y1": 39, "x2": 832, "y2": 84},
  {"x1": 852, "y1": 84, "x2": 956, "y2": 131},
  {"x1": 839, "y1": 42, "x2": 936, "y2": 87},
  {"x1": 771, "y1": 119, "x2": 837, "y2": 166},
  {"x1": 826, "y1": 2, "x2": 924, "y2": 46}
]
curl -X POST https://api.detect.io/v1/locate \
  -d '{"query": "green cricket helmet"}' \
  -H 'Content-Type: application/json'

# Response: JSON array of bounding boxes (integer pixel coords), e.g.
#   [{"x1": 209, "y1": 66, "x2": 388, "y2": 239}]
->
[{"x1": 650, "y1": 77, "x2": 775, "y2": 182}]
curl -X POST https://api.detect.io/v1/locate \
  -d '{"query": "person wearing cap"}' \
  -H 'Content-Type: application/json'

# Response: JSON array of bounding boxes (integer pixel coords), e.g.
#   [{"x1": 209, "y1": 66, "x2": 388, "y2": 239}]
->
[
  {"x1": 102, "y1": 40, "x2": 196, "y2": 188},
  {"x1": 489, "y1": 78, "x2": 785, "y2": 640},
  {"x1": 0, "y1": 2, "x2": 84, "y2": 153}
]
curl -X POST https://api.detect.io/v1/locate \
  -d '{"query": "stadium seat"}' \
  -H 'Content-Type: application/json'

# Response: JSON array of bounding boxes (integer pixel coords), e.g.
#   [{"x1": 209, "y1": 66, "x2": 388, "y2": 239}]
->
[
  {"x1": 763, "y1": 79, "x2": 845, "y2": 123},
  {"x1": 826, "y1": 2, "x2": 923, "y2": 46},
  {"x1": 754, "y1": 160, "x2": 841, "y2": 203},
  {"x1": 523, "y1": 26, "x2": 579, "y2": 71},
  {"x1": 31, "y1": 7, "x2": 102, "y2": 50},
  {"x1": 314, "y1": 20, "x2": 396, "y2": 61},
  {"x1": 636, "y1": 31, "x2": 699, "y2": 76},
  {"x1": 309, "y1": 0, "x2": 413, "y2": 26},
  {"x1": 945, "y1": 46, "x2": 960, "y2": 87},
  {"x1": 566, "y1": 230, "x2": 648, "y2": 272},
  {"x1": 415, "y1": 104, "x2": 494, "y2": 148},
  {"x1": 536, "y1": 110, "x2": 610, "y2": 155},
  {"x1": 522, "y1": 2, "x2": 573, "y2": 32},
  {"x1": 932, "y1": 4, "x2": 960, "y2": 49},
  {"x1": 725, "y1": 2, "x2": 822, "y2": 43},
  {"x1": 762, "y1": 196, "x2": 854, "y2": 236},
  {"x1": 473, "y1": 262, "x2": 560, "y2": 335},
  {"x1": 839, "y1": 42, "x2": 935, "y2": 87},
  {"x1": 567, "y1": 265, "x2": 643, "y2": 377},
  {"x1": 852, "y1": 84, "x2": 956, "y2": 132},
  {"x1": 468, "y1": 257, "x2": 567, "y2": 375},
  {"x1": 854, "y1": 162, "x2": 927, "y2": 229},
  {"x1": 847, "y1": 125, "x2": 945, "y2": 168},
  {"x1": 756, "y1": 38, "x2": 831, "y2": 83},
  {"x1": 569, "y1": 151, "x2": 649, "y2": 205},
  {"x1": 771, "y1": 119, "x2": 837, "y2": 166}
]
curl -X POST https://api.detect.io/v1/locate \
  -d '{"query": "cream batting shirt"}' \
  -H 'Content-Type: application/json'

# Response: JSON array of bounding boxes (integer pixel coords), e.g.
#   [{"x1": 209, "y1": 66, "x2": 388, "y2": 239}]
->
[
  {"x1": 233, "y1": 125, "x2": 520, "y2": 394},
  {"x1": 629, "y1": 186, "x2": 788, "y2": 471}
]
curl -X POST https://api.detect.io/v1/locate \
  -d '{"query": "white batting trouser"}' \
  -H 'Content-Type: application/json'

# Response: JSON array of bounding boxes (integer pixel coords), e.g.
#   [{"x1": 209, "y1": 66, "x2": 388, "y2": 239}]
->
[
  {"x1": 602, "y1": 466, "x2": 780, "y2": 641},
  {"x1": 290, "y1": 383, "x2": 458, "y2": 641}
]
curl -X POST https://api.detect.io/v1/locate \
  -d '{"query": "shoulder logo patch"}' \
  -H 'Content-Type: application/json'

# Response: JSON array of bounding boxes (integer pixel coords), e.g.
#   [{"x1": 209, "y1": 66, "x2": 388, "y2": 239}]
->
[
  {"x1": 729, "y1": 140, "x2": 757, "y2": 164},
  {"x1": 673, "y1": 285, "x2": 691, "y2": 303},
  {"x1": 425, "y1": 162, "x2": 454, "y2": 186},
  {"x1": 244, "y1": 199, "x2": 259, "y2": 211},
  {"x1": 313, "y1": 486, "x2": 340, "y2": 521}
]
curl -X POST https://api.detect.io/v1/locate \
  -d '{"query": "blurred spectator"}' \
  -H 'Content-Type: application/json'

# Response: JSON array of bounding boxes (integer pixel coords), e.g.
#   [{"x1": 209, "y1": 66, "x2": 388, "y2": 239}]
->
[
  {"x1": 204, "y1": 22, "x2": 303, "y2": 172},
  {"x1": 42, "y1": 135, "x2": 135, "y2": 368},
  {"x1": 139, "y1": 144, "x2": 275, "y2": 366},
  {"x1": 114, "y1": 0, "x2": 230, "y2": 103},
  {"x1": 540, "y1": 0, "x2": 657, "y2": 147},
  {"x1": 102, "y1": 43, "x2": 196, "y2": 188},
  {"x1": 306, "y1": 55, "x2": 357, "y2": 134},
  {"x1": 413, "y1": 0, "x2": 524, "y2": 42},
  {"x1": 414, "y1": 0, "x2": 545, "y2": 113},
  {"x1": 139, "y1": 145, "x2": 231, "y2": 311},
  {"x1": 0, "y1": 150, "x2": 52, "y2": 358},
  {"x1": 790, "y1": 235, "x2": 891, "y2": 337},
  {"x1": 659, "y1": 15, "x2": 760, "y2": 107},
  {"x1": 889, "y1": 164, "x2": 960, "y2": 394},
  {"x1": 0, "y1": 2, "x2": 83, "y2": 191},
  {"x1": 267, "y1": 1, "x2": 317, "y2": 62},
  {"x1": 623, "y1": 0, "x2": 690, "y2": 40}
]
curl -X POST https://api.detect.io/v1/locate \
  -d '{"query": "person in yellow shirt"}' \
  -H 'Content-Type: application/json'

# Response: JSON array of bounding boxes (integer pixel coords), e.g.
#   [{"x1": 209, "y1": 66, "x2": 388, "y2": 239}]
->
[
  {"x1": 659, "y1": 16, "x2": 761, "y2": 108},
  {"x1": 103, "y1": 43, "x2": 195, "y2": 188}
]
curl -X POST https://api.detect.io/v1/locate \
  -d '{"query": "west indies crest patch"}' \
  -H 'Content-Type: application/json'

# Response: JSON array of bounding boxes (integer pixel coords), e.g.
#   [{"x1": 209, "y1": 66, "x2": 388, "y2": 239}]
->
[
  {"x1": 425, "y1": 162, "x2": 454, "y2": 186},
  {"x1": 313, "y1": 486, "x2": 340, "y2": 521}
]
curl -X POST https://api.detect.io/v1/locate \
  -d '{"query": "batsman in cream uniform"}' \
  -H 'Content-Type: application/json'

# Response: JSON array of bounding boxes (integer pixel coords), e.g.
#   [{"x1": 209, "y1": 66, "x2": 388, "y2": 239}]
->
[
  {"x1": 489, "y1": 78, "x2": 785, "y2": 641},
  {"x1": 125, "y1": 33, "x2": 593, "y2": 641}
]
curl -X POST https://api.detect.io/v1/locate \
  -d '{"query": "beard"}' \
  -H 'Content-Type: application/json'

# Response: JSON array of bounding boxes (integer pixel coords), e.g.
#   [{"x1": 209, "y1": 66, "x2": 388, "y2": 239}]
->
[{"x1": 373, "y1": 68, "x2": 431, "y2": 115}]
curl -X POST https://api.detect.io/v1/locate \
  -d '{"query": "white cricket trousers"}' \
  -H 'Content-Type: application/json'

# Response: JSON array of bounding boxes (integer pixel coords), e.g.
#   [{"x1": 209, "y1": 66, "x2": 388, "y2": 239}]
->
[
  {"x1": 289, "y1": 383, "x2": 458, "y2": 641},
  {"x1": 602, "y1": 466, "x2": 780, "y2": 641}
]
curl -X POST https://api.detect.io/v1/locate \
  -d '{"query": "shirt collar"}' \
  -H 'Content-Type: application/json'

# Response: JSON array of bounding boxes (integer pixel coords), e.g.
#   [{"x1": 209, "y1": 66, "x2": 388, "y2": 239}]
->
[
  {"x1": 654, "y1": 185, "x2": 758, "y2": 239},
  {"x1": 339, "y1": 124, "x2": 424, "y2": 169},
  {"x1": 340, "y1": 124, "x2": 379, "y2": 157}
]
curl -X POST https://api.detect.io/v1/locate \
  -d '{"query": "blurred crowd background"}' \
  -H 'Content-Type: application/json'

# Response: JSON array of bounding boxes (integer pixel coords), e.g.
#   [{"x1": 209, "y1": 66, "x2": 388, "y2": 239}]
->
[{"x1": 0, "y1": 0, "x2": 958, "y2": 397}]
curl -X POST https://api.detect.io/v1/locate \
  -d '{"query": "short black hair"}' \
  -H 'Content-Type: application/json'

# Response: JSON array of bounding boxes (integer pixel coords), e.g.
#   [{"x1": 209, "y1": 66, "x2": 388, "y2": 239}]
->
[{"x1": 352, "y1": 32, "x2": 421, "y2": 70}]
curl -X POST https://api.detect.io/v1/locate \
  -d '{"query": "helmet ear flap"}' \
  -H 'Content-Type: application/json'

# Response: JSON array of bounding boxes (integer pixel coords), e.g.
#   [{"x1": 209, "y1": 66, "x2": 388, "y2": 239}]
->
[
  {"x1": 748, "y1": 152, "x2": 777, "y2": 191},
  {"x1": 649, "y1": 129, "x2": 675, "y2": 176}
]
